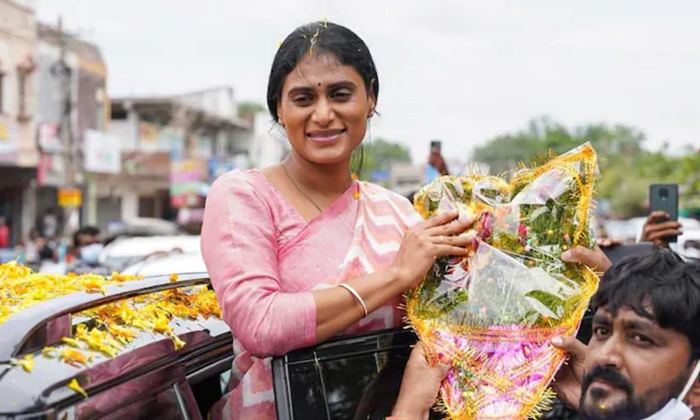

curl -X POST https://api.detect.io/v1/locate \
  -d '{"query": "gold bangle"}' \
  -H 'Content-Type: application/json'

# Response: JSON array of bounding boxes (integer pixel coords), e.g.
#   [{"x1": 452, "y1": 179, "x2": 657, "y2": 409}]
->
[{"x1": 338, "y1": 283, "x2": 368, "y2": 317}]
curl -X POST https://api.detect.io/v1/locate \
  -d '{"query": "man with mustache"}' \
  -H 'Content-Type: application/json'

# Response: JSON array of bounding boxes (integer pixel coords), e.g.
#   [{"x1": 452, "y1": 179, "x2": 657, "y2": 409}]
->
[
  {"x1": 551, "y1": 248, "x2": 700, "y2": 420},
  {"x1": 391, "y1": 248, "x2": 700, "y2": 420}
]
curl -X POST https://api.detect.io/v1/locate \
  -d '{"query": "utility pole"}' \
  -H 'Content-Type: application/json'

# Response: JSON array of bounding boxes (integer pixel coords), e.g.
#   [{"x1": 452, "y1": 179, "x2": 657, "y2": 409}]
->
[{"x1": 53, "y1": 16, "x2": 81, "y2": 259}]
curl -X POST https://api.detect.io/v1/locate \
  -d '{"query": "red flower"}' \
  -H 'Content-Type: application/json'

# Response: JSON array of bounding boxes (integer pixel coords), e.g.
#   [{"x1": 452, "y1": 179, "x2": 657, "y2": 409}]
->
[{"x1": 518, "y1": 223, "x2": 528, "y2": 240}]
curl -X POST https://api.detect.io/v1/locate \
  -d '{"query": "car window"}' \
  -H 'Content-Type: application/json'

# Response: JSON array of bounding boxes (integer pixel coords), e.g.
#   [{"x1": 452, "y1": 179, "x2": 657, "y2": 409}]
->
[
  {"x1": 290, "y1": 347, "x2": 412, "y2": 420},
  {"x1": 274, "y1": 329, "x2": 419, "y2": 420},
  {"x1": 55, "y1": 382, "x2": 196, "y2": 420},
  {"x1": 186, "y1": 351, "x2": 234, "y2": 419},
  {"x1": 189, "y1": 367, "x2": 232, "y2": 419}
]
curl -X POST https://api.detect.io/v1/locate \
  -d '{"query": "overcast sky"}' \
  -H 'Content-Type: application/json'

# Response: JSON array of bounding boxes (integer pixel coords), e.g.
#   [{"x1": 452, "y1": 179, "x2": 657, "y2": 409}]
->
[{"x1": 37, "y1": 0, "x2": 700, "y2": 162}]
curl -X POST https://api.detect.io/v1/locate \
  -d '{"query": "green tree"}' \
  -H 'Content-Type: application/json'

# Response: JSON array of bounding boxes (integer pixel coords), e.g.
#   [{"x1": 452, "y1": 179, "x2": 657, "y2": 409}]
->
[
  {"x1": 472, "y1": 116, "x2": 645, "y2": 174},
  {"x1": 471, "y1": 117, "x2": 652, "y2": 217},
  {"x1": 237, "y1": 101, "x2": 266, "y2": 120}
]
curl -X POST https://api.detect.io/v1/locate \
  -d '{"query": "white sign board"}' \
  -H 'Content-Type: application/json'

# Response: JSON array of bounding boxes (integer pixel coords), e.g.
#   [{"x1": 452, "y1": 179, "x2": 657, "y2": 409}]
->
[
  {"x1": 0, "y1": 115, "x2": 19, "y2": 164},
  {"x1": 84, "y1": 129, "x2": 122, "y2": 174}
]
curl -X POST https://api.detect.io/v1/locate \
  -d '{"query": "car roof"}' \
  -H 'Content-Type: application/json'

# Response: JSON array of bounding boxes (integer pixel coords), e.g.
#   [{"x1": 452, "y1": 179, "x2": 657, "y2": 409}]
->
[
  {"x1": 101, "y1": 235, "x2": 201, "y2": 261},
  {"x1": 121, "y1": 252, "x2": 207, "y2": 276},
  {"x1": 0, "y1": 274, "x2": 231, "y2": 415}
]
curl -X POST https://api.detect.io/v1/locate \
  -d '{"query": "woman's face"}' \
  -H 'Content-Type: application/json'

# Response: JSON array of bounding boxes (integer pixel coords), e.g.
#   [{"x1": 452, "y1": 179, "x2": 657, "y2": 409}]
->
[{"x1": 277, "y1": 53, "x2": 375, "y2": 166}]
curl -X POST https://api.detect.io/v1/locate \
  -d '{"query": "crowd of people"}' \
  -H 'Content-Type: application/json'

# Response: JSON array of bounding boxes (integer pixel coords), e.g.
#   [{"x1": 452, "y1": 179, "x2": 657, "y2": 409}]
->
[{"x1": 14, "y1": 225, "x2": 109, "y2": 275}]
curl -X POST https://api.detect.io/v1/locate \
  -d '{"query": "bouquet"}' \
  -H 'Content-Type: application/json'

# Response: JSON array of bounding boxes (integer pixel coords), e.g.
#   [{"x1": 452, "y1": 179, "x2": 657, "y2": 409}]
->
[{"x1": 407, "y1": 143, "x2": 599, "y2": 420}]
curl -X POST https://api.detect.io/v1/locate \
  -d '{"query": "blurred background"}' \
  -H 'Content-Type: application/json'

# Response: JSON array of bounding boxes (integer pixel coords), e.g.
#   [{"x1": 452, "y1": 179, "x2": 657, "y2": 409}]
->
[{"x1": 0, "y1": 0, "x2": 698, "y2": 273}]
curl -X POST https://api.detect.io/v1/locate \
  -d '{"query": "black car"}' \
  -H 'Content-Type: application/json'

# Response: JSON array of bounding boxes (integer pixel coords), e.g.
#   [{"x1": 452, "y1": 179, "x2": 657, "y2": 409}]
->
[
  {"x1": 0, "y1": 273, "x2": 233, "y2": 420},
  {"x1": 0, "y1": 245, "x2": 641, "y2": 420},
  {"x1": 270, "y1": 245, "x2": 651, "y2": 420}
]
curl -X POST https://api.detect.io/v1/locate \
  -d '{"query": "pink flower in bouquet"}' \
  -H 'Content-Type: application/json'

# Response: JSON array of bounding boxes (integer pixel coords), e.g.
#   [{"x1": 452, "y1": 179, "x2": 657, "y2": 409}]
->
[
  {"x1": 518, "y1": 223, "x2": 528, "y2": 242},
  {"x1": 478, "y1": 212, "x2": 493, "y2": 240}
]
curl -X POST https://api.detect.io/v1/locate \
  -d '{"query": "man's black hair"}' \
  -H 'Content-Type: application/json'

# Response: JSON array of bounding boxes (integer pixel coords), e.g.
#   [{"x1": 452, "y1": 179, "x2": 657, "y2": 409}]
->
[
  {"x1": 592, "y1": 248, "x2": 700, "y2": 359},
  {"x1": 73, "y1": 226, "x2": 101, "y2": 248}
]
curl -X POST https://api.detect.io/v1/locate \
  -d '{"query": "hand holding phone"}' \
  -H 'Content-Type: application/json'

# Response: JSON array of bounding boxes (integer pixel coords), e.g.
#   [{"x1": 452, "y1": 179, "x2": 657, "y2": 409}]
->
[{"x1": 645, "y1": 184, "x2": 681, "y2": 245}]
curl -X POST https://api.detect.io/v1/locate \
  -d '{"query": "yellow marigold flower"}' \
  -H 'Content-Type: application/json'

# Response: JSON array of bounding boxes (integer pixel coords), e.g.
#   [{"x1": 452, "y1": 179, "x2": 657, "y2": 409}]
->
[
  {"x1": 11, "y1": 354, "x2": 34, "y2": 373},
  {"x1": 130, "y1": 318, "x2": 151, "y2": 330},
  {"x1": 42, "y1": 346, "x2": 58, "y2": 358},
  {"x1": 78, "y1": 327, "x2": 119, "y2": 357},
  {"x1": 169, "y1": 274, "x2": 178, "y2": 282},
  {"x1": 107, "y1": 323, "x2": 137, "y2": 343},
  {"x1": 81, "y1": 276, "x2": 106, "y2": 294},
  {"x1": 61, "y1": 337, "x2": 84, "y2": 349},
  {"x1": 67, "y1": 378, "x2": 88, "y2": 399},
  {"x1": 61, "y1": 348, "x2": 91, "y2": 367},
  {"x1": 1, "y1": 261, "x2": 223, "y2": 370},
  {"x1": 168, "y1": 332, "x2": 186, "y2": 351},
  {"x1": 153, "y1": 316, "x2": 172, "y2": 334}
]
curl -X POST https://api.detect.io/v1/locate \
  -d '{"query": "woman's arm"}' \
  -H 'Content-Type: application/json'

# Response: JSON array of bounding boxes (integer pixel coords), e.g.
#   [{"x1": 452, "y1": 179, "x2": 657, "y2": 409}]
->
[
  {"x1": 314, "y1": 211, "x2": 472, "y2": 342},
  {"x1": 202, "y1": 173, "x2": 470, "y2": 357},
  {"x1": 202, "y1": 174, "x2": 318, "y2": 357}
]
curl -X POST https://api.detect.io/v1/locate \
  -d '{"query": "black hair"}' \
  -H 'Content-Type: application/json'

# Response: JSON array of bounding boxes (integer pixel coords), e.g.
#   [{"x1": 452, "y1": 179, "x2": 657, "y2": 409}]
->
[
  {"x1": 592, "y1": 248, "x2": 700, "y2": 359},
  {"x1": 73, "y1": 226, "x2": 100, "y2": 248},
  {"x1": 38, "y1": 244, "x2": 54, "y2": 261},
  {"x1": 266, "y1": 21, "x2": 379, "y2": 122}
]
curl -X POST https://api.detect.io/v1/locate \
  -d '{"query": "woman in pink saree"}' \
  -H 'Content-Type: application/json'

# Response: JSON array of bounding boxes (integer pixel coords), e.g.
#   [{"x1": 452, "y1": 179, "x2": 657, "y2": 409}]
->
[{"x1": 201, "y1": 21, "x2": 471, "y2": 420}]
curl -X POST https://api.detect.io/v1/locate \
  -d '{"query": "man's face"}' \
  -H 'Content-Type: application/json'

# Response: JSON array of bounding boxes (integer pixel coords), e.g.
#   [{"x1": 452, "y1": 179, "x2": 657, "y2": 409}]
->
[{"x1": 580, "y1": 306, "x2": 694, "y2": 420}]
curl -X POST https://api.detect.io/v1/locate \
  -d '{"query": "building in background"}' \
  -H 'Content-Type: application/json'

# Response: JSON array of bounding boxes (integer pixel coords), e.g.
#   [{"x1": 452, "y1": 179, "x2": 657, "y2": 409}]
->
[
  {"x1": 0, "y1": 1, "x2": 266, "y2": 246},
  {"x1": 248, "y1": 112, "x2": 287, "y2": 169},
  {"x1": 34, "y1": 22, "x2": 110, "y2": 238},
  {"x1": 107, "y1": 87, "x2": 252, "y2": 231},
  {"x1": 0, "y1": 0, "x2": 38, "y2": 246}
]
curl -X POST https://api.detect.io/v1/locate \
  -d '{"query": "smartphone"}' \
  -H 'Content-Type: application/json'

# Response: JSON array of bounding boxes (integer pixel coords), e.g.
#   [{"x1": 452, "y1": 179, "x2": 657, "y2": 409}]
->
[{"x1": 649, "y1": 184, "x2": 679, "y2": 243}]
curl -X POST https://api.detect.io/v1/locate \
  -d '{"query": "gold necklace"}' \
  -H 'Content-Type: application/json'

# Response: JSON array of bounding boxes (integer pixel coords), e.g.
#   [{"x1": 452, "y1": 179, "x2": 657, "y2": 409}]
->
[{"x1": 281, "y1": 160, "x2": 324, "y2": 214}]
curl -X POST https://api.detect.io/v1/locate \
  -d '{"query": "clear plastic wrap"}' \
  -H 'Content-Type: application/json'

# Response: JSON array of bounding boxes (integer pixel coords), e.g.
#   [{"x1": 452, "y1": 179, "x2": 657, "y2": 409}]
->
[{"x1": 407, "y1": 143, "x2": 599, "y2": 420}]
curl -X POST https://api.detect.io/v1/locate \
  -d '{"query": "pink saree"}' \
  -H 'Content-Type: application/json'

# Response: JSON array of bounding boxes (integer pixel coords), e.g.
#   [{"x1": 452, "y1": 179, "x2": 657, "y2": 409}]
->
[{"x1": 201, "y1": 169, "x2": 421, "y2": 420}]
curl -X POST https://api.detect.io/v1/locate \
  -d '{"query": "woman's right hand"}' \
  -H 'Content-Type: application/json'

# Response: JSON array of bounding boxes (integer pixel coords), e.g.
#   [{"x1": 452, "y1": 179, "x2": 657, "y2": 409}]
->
[{"x1": 390, "y1": 211, "x2": 473, "y2": 290}]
